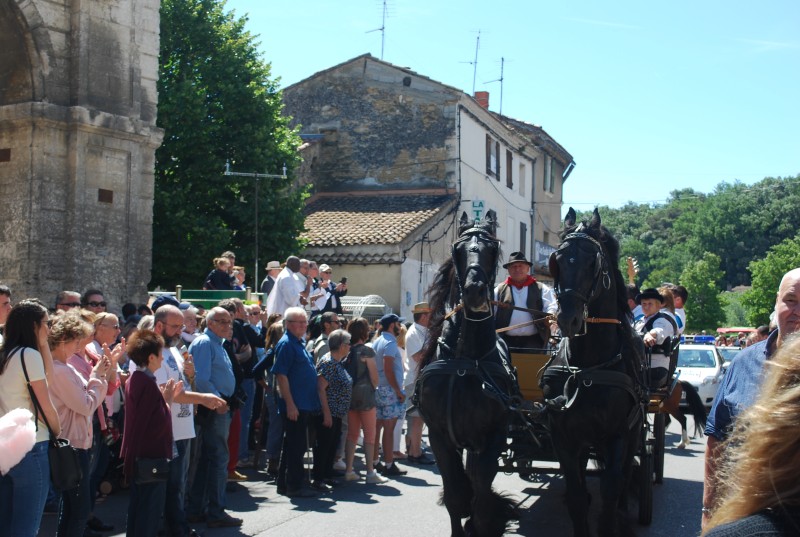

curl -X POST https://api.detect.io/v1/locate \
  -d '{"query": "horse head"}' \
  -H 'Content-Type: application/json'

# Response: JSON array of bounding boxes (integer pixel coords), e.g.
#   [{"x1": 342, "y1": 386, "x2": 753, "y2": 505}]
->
[
  {"x1": 452, "y1": 210, "x2": 500, "y2": 318},
  {"x1": 549, "y1": 207, "x2": 619, "y2": 338}
]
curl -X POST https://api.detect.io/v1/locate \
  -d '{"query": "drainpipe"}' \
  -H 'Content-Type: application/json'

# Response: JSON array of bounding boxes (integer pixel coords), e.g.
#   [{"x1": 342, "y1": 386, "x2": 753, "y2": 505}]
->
[{"x1": 530, "y1": 157, "x2": 537, "y2": 269}]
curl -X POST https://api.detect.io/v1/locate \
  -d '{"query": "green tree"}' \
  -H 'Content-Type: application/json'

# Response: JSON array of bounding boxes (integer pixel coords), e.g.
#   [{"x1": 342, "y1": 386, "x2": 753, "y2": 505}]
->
[
  {"x1": 720, "y1": 290, "x2": 748, "y2": 327},
  {"x1": 741, "y1": 234, "x2": 800, "y2": 327},
  {"x1": 152, "y1": 0, "x2": 307, "y2": 290},
  {"x1": 680, "y1": 252, "x2": 725, "y2": 332}
]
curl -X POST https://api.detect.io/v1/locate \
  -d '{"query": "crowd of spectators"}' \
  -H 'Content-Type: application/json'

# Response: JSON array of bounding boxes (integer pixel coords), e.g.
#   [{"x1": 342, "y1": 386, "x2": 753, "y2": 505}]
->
[{"x1": 0, "y1": 253, "x2": 436, "y2": 536}]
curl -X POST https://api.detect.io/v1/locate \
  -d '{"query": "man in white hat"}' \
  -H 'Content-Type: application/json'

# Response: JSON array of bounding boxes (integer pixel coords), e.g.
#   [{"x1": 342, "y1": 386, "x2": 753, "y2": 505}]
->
[
  {"x1": 310, "y1": 264, "x2": 348, "y2": 317},
  {"x1": 404, "y1": 302, "x2": 435, "y2": 465},
  {"x1": 260, "y1": 260, "x2": 282, "y2": 301}
]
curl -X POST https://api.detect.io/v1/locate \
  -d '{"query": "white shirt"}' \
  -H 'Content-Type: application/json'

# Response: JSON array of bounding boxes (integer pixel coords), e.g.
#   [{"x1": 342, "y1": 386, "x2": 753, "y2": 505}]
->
[
  {"x1": 674, "y1": 308, "x2": 686, "y2": 335},
  {"x1": 266, "y1": 267, "x2": 301, "y2": 317},
  {"x1": 635, "y1": 314, "x2": 675, "y2": 370},
  {"x1": 494, "y1": 283, "x2": 558, "y2": 336},
  {"x1": 155, "y1": 347, "x2": 195, "y2": 441},
  {"x1": 404, "y1": 322, "x2": 428, "y2": 388}
]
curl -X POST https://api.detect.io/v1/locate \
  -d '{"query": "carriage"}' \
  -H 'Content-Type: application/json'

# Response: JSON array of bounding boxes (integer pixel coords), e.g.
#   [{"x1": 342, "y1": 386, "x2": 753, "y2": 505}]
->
[
  {"x1": 498, "y1": 346, "x2": 668, "y2": 526},
  {"x1": 416, "y1": 207, "x2": 704, "y2": 537}
]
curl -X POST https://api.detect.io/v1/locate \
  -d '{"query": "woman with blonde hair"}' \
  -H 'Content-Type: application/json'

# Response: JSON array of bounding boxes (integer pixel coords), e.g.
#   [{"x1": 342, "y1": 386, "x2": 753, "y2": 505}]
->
[
  {"x1": 703, "y1": 334, "x2": 800, "y2": 535},
  {"x1": 48, "y1": 311, "x2": 109, "y2": 537}
]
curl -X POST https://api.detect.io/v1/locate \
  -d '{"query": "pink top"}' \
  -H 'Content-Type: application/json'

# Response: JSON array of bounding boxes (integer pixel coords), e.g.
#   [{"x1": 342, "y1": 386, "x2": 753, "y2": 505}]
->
[{"x1": 49, "y1": 360, "x2": 107, "y2": 449}]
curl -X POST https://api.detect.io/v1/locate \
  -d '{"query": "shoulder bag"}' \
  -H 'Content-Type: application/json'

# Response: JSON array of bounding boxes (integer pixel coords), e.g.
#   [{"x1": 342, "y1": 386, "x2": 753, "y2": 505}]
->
[
  {"x1": 134, "y1": 457, "x2": 170, "y2": 485},
  {"x1": 19, "y1": 348, "x2": 83, "y2": 491}
]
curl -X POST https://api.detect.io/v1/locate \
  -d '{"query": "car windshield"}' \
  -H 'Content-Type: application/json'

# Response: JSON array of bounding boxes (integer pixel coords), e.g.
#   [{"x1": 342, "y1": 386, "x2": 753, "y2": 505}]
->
[
  {"x1": 717, "y1": 347, "x2": 741, "y2": 363},
  {"x1": 678, "y1": 349, "x2": 717, "y2": 368}
]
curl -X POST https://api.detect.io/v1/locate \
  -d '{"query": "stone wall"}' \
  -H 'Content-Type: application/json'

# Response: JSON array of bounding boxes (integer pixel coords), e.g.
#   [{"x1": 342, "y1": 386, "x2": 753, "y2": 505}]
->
[
  {"x1": 283, "y1": 56, "x2": 460, "y2": 192},
  {"x1": 0, "y1": 0, "x2": 162, "y2": 311}
]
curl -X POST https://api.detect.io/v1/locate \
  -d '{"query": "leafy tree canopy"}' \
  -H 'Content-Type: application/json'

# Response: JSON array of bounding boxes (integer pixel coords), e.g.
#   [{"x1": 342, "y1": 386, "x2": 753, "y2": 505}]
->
[
  {"x1": 152, "y1": 0, "x2": 307, "y2": 290},
  {"x1": 741, "y1": 234, "x2": 800, "y2": 327},
  {"x1": 679, "y1": 252, "x2": 725, "y2": 332}
]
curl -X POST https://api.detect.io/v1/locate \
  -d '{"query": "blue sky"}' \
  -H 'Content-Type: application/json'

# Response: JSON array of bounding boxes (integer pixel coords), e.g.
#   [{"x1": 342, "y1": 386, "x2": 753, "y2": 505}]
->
[{"x1": 223, "y1": 0, "x2": 799, "y2": 211}]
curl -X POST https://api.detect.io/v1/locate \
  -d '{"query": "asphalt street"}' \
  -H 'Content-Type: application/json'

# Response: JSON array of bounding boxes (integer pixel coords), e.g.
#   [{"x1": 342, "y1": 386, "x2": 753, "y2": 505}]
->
[{"x1": 39, "y1": 418, "x2": 706, "y2": 537}]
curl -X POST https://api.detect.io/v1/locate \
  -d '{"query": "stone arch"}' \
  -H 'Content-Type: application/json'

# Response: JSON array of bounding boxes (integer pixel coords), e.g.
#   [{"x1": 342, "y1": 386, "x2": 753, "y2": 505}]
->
[{"x1": 0, "y1": 0, "x2": 54, "y2": 103}]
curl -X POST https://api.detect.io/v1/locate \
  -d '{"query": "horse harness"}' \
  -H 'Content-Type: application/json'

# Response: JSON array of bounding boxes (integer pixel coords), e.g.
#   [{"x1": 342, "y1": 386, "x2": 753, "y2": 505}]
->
[
  {"x1": 552, "y1": 231, "x2": 622, "y2": 333},
  {"x1": 415, "y1": 340, "x2": 517, "y2": 450}
]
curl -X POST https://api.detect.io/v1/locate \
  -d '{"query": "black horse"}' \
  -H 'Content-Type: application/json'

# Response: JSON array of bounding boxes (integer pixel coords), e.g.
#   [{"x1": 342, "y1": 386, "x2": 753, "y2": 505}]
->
[
  {"x1": 417, "y1": 210, "x2": 518, "y2": 537},
  {"x1": 541, "y1": 207, "x2": 644, "y2": 537}
]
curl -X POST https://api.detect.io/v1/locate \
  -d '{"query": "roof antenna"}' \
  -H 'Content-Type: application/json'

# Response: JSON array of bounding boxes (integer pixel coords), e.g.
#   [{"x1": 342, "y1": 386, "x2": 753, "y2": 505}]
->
[
  {"x1": 367, "y1": 0, "x2": 390, "y2": 60},
  {"x1": 485, "y1": 57, "x2": 505, "y2": 114}
]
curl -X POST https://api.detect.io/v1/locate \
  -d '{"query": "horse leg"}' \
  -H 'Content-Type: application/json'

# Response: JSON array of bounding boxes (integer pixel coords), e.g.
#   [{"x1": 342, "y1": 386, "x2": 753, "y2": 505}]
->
[
  {"x1": 556, "y1": 444, "x2": 591, "y2": 537},
  {"x1": 673, "y1": 411, "x2": 688, "y2": 449},
  {"x1": 428, "y1": 432, "x2": 471, "y2": 537},
  {"x1": 597, "y1": 437, "x2": 627, "y2": 537},
  {"x1": 465, "y1": 433, "x2": 517, "y2": 537}
]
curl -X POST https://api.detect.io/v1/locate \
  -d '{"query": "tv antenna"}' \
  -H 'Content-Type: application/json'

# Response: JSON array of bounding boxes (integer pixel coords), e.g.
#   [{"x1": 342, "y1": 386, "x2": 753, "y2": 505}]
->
[
  {"x1": 459, "y1": 30, "x2": 481, "y2": 94},
  {"x1": 485, "y1": 57, "x2": 506, "y2": 114},
  {"x1": 367, "y1": 0, "x2": 390, "y2": 60}
]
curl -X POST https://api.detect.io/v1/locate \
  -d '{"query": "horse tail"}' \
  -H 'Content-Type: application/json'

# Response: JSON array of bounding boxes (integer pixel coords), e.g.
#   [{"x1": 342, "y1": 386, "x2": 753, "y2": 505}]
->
[{"x1": 679, "y1": 380, "x2": 707, "y2": 437}]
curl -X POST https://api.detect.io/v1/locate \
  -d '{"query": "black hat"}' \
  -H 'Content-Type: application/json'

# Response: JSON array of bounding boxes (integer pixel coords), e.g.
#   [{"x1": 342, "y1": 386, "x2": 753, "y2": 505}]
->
[
  {"x1": 380, "y1": 313, "x2": 405, "y2": 329},
  {"x1": 151, "y1": 294, "x2": 181, "y2": 312},
  {"x1": 503, "y1": 251, "x2": 533, "y2": 269},
  {"x1": 636, "y1": 288, "x2": 664, "y2": 304}
]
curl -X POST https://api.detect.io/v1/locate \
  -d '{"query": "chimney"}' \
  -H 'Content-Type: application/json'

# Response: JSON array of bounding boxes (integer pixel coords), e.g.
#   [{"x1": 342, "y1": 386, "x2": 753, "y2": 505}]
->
[{"x1": 474, "y1": 91, "x2": 490, "y2": 109}]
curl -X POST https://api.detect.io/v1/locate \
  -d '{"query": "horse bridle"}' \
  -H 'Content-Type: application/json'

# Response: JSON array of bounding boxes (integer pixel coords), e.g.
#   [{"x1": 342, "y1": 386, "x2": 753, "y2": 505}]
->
[
  {"x1": 553, "y1": 231, "x2": 619, "y2": 330},
  {"x1": 450, "y1": 227, "x2": 499, "y2": 322}
]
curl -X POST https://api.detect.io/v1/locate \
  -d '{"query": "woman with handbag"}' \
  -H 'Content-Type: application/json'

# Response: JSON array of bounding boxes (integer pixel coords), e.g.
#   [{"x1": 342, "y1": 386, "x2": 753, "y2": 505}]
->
[
  {"x1": 121, "y1": 330, "x2": 181, "y2": 537},
  {"x1": 48, "y1": 311, "x2": 110, "y2": 537},
  {"x1": 0, "y1": 299, "x2": 61, "y2": 537},
  {"x1": 343, "y1": 318, "x2": 386, "y2": 484}
]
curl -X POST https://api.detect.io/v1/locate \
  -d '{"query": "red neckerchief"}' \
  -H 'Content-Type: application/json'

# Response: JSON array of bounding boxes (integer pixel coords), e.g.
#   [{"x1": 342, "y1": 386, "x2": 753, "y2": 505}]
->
[{"x1": 505, "y1": 275, "x2": 537, "y2": 290}]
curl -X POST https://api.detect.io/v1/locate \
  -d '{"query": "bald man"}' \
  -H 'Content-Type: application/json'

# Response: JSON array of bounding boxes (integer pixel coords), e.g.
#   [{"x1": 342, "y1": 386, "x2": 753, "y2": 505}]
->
[{"x1": 702, "y1": 268, "x2": 800, "y2": 528}]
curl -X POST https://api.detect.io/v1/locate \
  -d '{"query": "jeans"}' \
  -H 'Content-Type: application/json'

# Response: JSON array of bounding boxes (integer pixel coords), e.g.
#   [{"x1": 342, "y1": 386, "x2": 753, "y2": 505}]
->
[
  {"x1": 277, "y1": 411, "x2": 312, "y2": 493},
  {"x1": 188, "y1": 410, "x2": 231, "y2": 521},
  {"x1": 88, "y1": 421, "x2": 110, "y2": 511},
  {"x1": 165, "y1": 438, "x2": 192, "y2": 536},
  {"x1": 0, "y1": 440, "x2": 50, "y2": 537},
  {"x1": 57, "y1": 448, "x2": 91, "y2": 537},
  {"x1": 238, "y1": 378, "x2": 256, "y2": 460},
  {"x1": 127, "y1": 478, "x2": 167, "y2": 537},
  {"x1": 264, "y1": 380, "x2": 283, "y2": 461}
]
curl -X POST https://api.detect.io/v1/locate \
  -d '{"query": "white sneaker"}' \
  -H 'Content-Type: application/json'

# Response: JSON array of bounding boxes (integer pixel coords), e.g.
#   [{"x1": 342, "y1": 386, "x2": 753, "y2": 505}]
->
[
  {"x1": 333, "y1": 459, "x2": 346, "y2": 471},
  {"x1": 344, "y1": 471, "x2": 360, "y2": 481},
  {"x1": 366, "y1": 471, "x2": 387, "y2": 484}
]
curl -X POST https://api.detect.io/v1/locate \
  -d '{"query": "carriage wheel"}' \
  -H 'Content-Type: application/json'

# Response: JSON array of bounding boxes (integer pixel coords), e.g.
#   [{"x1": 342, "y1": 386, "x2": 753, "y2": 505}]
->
[
  {"x1": 653, "y1": 412, "x2": 666, "y2": 484},
  {"x1": 638, "y1": 451, "x2": 654, "y2": 525}
]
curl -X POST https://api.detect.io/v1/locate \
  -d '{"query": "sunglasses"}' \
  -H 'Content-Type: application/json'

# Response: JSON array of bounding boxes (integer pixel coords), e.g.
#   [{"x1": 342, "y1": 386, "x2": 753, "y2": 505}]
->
[
  {"x1": 59, "y1": 302, "x2": 81, "y2": 308},
  {"x1": 87, "y1": 301, "x2": 107, "y2": 308},
  {"x1": 100, "y1": 323, "x2": 120, "y2": 330}
]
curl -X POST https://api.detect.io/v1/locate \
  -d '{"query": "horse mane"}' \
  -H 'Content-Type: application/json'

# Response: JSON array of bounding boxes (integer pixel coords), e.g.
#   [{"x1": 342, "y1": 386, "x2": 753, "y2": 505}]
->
[
  {"x1": 562, "y1": 218, "x2": 633, "y2": 325},
  {"x1": 420, "y1": 256, "x2": 457, "y2": 369}
]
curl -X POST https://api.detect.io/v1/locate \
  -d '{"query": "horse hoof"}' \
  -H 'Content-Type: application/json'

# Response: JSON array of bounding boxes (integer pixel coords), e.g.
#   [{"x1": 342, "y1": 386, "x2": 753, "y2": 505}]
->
[{"x1": 676, "y1": 442, "x2": 686, "y2": 449}]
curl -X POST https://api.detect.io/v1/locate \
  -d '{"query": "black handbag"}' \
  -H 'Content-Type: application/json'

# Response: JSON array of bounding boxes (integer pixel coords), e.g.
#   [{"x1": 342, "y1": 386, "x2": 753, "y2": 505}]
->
[
  {"x1": 19, "y1": 348, "x2": 83, "y2": 491},
  {"x1": 134, "y1": 457, "x2": 170, "y2": 485}
]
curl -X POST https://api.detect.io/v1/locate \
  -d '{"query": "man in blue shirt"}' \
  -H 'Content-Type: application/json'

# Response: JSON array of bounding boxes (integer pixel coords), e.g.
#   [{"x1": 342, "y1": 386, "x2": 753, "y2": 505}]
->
[
  {"x1": 271, "y1": 306, "x2": 321, "y2": 498},
  {"x1": 702, "y1": 268, "x2": 800, "y2": 528},
  {"x1": 373, "y1": 313, "x2": 408, "y2": 477},
  {"x1": 186, "y1": 307, "x2": 242, "y2": 528}
]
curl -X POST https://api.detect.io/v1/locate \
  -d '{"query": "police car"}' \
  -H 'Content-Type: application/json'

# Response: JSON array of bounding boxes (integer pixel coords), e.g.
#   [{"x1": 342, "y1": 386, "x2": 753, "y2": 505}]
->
[{"x1": 676, "y1": 344, "x2": 726, "y2": 407}]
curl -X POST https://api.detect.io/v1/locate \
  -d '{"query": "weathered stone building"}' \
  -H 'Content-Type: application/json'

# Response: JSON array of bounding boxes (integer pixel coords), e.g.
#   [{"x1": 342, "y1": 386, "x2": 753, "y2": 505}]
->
[
  {"x1": 284, "y1": 54, "x2": 574, "y2": 317},
  {"x1": 0, "y1": 0, "x2": 162, "y2": 309}
]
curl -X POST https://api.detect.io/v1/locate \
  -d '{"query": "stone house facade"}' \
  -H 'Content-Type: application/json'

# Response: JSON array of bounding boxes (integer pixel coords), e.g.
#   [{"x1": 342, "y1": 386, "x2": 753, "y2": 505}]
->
[
  {"x1": 283, "y1": 54, "x2": 574, "y2": 317},
  {"x1": 0, "y1": 0, "x2": 162, "y2": 309}
]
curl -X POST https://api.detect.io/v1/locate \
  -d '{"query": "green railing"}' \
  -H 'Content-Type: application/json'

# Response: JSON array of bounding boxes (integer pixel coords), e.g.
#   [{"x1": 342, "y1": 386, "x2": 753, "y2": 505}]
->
[{"x1": 150, "y1": 285, "x2": 261, "y2": 310}]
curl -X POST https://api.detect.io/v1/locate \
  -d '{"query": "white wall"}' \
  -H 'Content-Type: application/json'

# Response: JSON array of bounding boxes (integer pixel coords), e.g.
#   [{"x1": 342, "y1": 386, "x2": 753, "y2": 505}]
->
[{"x1": 458, "y1": 109, "x2": 535, "y2": 258}]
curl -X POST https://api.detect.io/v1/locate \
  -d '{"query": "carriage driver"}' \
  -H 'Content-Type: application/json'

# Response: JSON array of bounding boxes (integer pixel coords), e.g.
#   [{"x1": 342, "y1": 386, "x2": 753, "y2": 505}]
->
[
  {"x1": 634, "y1": 288, "x2": 678, "y2": 390},
  {"x1": 494, "y1": 252, "x2": 559, "y2": 350}
]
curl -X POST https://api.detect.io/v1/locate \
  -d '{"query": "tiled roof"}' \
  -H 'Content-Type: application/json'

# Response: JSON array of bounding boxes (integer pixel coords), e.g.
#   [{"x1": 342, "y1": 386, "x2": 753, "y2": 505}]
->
[{"x1": 302, "y1": 193, "x2": 455, "y2": 247}]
